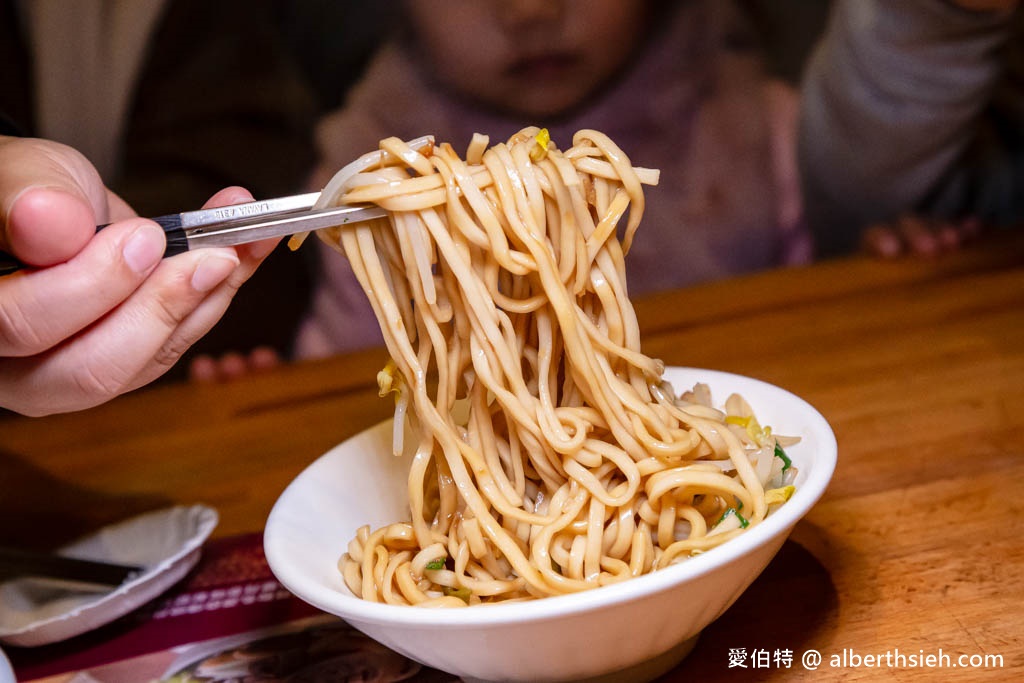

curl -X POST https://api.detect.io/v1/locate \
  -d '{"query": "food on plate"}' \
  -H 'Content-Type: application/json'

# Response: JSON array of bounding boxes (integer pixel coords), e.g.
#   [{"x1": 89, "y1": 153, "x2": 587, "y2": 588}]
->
[{"x1": 296, "y1": 128, "x2": 799, "y2": 605}]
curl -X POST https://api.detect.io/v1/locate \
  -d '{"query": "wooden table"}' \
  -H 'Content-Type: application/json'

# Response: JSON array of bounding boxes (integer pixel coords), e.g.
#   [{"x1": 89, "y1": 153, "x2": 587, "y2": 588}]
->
[{"x1": 2, "y1": 234, "x2": 1022, "y2": 679}]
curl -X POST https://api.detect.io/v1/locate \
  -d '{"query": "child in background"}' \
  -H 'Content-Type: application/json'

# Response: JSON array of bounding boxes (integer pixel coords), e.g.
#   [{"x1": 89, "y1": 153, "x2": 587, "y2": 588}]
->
[{"x1": 296, "y1": 0, "x2": 811, "y2": 357}]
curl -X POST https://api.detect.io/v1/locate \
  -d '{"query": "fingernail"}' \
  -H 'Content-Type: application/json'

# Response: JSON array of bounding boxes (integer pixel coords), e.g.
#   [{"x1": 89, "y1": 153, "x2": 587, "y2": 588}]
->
[
  {"x1": 123, "y1": 223, "x2": 166, "y2": 274},
  {"x1": 191, "y1": 252, "x2": 239, "y2": 292}
]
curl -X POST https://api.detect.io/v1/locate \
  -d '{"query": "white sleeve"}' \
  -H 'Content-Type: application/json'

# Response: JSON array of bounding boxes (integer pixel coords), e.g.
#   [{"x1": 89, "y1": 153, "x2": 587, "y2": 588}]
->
[{"x1": 798, "y1": 0, "x2": 1015, "y2": 255}]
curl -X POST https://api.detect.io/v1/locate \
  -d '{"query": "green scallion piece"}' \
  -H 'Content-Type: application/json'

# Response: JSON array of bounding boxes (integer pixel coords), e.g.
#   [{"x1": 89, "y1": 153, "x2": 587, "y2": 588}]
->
[
  {"x1": 774, "y1": 443, "x2": 792, "y2": 471},
  {"x1": 443, "y1": 586, "x2": 472, "y2": 603},
  {"x1": 735, "y1": 509, "x2": 750, "y2": 528},
  {"x1": 716, "y1": 506, "x2": 750, "y2": 529}
]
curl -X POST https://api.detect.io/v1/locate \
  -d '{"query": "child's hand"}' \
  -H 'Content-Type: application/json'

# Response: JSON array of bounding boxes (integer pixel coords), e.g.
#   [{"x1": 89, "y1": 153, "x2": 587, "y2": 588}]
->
[
  {"x1": 861, "y1": 214, "x2": 984, "y2": 258},
  {"x1": 188, "y1": 346, "x2": 282, "y2": 383}
]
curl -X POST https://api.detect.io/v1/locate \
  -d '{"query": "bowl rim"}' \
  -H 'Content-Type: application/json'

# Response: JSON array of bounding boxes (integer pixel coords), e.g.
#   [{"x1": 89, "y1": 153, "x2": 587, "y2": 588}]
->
[{"x1": 265, "y1": 367, "x2": 836, "y2": 627}]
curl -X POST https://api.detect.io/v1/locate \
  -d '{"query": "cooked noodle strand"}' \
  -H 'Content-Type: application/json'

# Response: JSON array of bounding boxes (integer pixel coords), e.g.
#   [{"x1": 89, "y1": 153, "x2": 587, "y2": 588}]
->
[{"x1": 311, "y1": 129, "x2": 796, "y2": 605}]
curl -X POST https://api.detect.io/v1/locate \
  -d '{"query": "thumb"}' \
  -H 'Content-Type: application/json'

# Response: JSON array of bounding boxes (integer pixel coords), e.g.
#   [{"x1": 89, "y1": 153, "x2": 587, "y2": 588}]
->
[{"x1": 0, "y1": 136, "x2": 114, "y2": 266}]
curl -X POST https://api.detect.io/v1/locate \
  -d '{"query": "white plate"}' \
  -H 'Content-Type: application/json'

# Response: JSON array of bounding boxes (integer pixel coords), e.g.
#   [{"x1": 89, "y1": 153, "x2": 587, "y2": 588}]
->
[
  {"x1": 0, "y1": 505, "x2": 217, "y2": 647},
  {"x1": 0, "y1": 647, "x2": 13, "y2": 683},
  {"x1": 265, "y1": 367, "x2": 837, "y2": 683}
]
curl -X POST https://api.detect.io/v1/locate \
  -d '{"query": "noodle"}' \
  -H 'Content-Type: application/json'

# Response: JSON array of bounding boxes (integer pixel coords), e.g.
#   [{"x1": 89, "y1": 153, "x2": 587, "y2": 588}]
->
[{"x1": 300, "y1": 128, "x2": 799, "y2": 606}]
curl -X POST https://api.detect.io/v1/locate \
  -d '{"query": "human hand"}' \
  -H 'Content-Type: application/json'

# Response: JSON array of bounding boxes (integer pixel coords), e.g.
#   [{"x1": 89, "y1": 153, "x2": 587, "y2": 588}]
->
[
  {"x1": 0, "y1": 136, "x2": 280, "y2": 416},
  {"x1": 188, "y1": 346, "x2": 282, "y2": 383},
  {"x1": 861, "y1": 214, "x2": 983, "y2": 258}
]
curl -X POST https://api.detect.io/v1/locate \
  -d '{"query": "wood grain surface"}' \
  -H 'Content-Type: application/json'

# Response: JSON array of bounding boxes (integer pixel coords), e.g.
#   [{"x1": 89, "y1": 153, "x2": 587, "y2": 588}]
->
[{"x1": 2, "y1": 233, "x2": 1021, "y2": 679}]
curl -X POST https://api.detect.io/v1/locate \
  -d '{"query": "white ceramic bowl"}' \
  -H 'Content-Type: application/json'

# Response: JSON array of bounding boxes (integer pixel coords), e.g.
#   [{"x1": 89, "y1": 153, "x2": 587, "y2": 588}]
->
[{"x1": 265, "y1": 367, "x2": 836, "y2": 683}]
